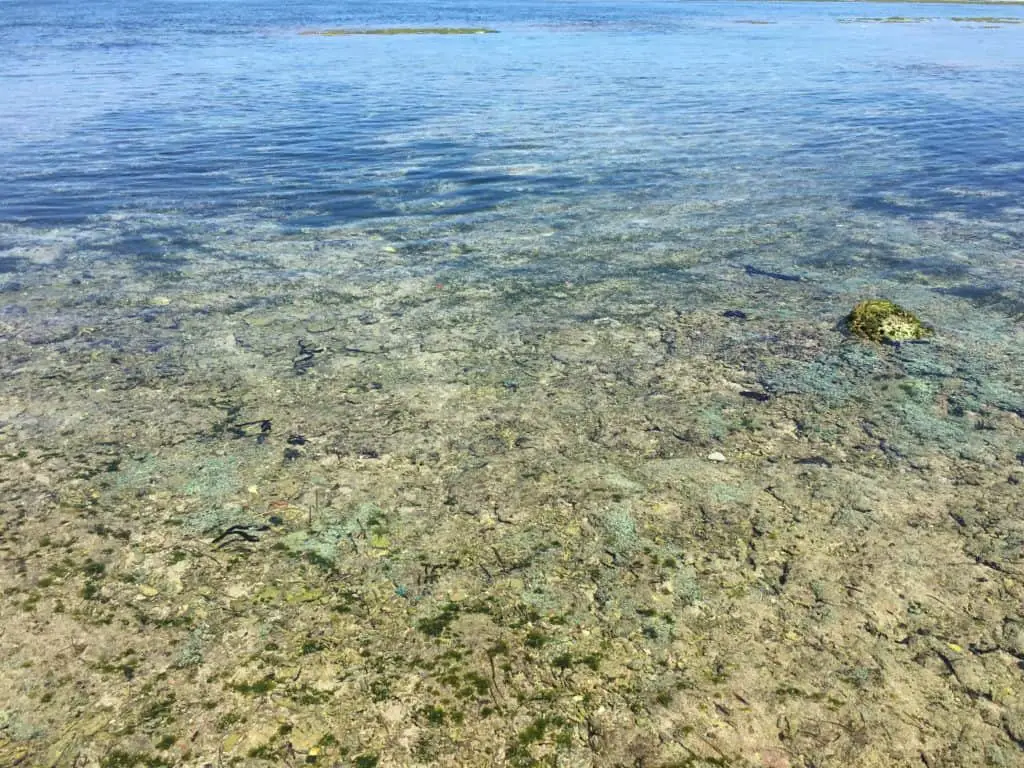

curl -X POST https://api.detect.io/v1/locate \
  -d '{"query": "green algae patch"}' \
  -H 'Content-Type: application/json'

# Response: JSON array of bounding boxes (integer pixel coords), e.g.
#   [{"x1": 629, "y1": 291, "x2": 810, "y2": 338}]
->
[
  {"x1": 952, "y1": 16, "x2": 1023, "y2": 23},
  {"x1": 839, "y1": 16, "x2": 932, "y2": 23},
  {"x1": 301, "y1": 27, "x2": 498, "y2": 37},
  {"x1": 846, "y1": 299, "x2": 933, "y2": 343}
]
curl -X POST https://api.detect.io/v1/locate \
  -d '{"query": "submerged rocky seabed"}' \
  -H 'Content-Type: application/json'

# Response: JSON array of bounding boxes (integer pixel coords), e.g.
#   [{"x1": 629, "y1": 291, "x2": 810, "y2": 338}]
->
[{"x1": 0, "y1": 207, "x2": 1023, "y2": 768}]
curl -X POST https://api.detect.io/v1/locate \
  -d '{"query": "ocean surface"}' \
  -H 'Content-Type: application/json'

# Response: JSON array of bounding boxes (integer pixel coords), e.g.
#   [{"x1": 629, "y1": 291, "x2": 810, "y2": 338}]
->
[
  {"x1": 2, "y1": 0, "x2": 1024, "y2": 297},
  {"x1": 4, "y1": 3, "x2": 1024, "y2": 766}
]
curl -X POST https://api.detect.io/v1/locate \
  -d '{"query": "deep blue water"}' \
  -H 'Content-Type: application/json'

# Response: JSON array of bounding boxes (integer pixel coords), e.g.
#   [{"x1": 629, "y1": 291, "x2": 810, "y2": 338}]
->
[{"x1": 1, "y1": 0, "x2": 1023, "y2": 295}]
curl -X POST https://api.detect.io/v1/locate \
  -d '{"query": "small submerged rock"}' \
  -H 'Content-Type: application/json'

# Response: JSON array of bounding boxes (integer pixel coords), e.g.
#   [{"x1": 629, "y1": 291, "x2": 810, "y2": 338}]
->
[{"x1": 846, "y1": 299, "x2": 932, "y2": 343}]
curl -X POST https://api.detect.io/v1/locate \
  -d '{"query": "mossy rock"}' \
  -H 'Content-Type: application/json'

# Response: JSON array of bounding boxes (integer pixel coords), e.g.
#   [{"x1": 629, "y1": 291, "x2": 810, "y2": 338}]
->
[
  {"x1": 301, "y1": 27, "x2": 498, "y2": 37},
  {"x1": 846, "y1": 299, "x2": 933, "y2": 343}
]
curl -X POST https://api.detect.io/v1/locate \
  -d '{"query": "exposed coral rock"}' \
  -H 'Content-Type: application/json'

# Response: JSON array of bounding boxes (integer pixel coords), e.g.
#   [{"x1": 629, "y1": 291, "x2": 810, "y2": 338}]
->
[{"x1": 846, "y1": 299, "x2": 933, "y2": 343}]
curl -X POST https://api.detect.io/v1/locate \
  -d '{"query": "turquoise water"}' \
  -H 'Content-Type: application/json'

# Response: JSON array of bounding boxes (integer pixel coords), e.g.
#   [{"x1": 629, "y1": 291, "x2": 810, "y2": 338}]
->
[
  {"x1": 2, "y1": 1, "x2": 1023, "y2": 291},
  {"x1": 4, "y1": 4, "x2": 1024, "y2": 766},
  {"x1": 3, "y1": 0, "x2": 1023, "y2": 452}
]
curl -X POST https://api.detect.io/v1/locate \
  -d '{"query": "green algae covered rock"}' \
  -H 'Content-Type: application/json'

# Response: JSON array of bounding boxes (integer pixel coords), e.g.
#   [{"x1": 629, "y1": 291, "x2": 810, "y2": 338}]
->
[
  {"x1": 301, "y1": 27, "x2": 498, "y2": 36},
  {"x1": 846, "y1": 299, "x2": 933, "y2": 343}
]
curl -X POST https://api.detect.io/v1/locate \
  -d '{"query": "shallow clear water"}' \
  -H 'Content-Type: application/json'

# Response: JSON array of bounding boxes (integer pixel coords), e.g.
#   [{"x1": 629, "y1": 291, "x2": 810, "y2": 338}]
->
[
  {"x1": 4, "y1": 5, "x2": 1024, "y2": 765},
  {"x1": 3, "y1": 1, "x2": 1024, "y2": 288},
  {"x1": 2, "y1": 1, "x2": 1023, "y2": 430}
]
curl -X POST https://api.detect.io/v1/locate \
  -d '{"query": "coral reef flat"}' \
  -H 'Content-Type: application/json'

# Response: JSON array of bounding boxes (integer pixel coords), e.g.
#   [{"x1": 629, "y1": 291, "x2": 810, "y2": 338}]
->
[
  {"x1": 2, "y1": 0, "x2": 1024, "y2": 766},
  {"x1": 1, "y1": 217, "x2": 1022, "y2": 767}
]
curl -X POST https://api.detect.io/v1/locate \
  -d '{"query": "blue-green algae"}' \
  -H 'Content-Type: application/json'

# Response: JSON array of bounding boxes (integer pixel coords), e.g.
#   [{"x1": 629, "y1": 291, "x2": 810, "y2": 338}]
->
[
  {"x1": 760, "y1": 345, "x2": 888, "y2": 404},
  {"x1": 599, "y1": 504, "x2": 639, "y2": 556},
  {"x1": 281, "y1": 502, "x2": 389, "y2": 566}
]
